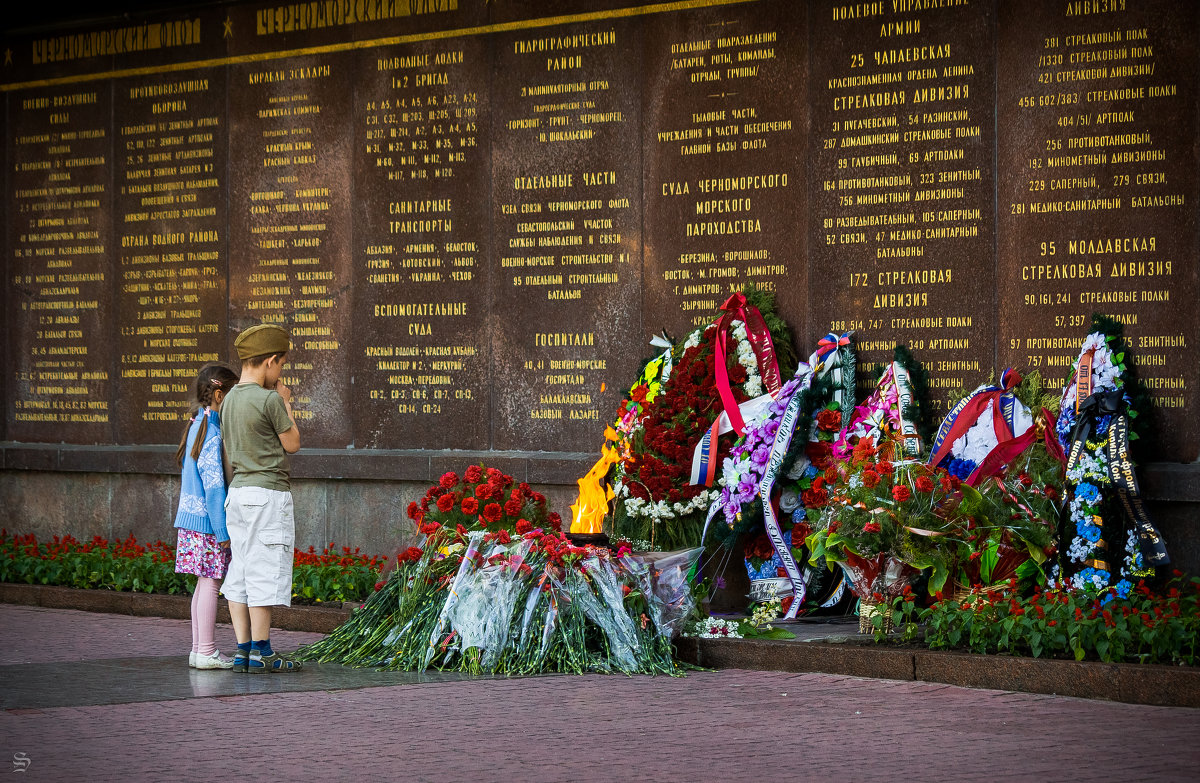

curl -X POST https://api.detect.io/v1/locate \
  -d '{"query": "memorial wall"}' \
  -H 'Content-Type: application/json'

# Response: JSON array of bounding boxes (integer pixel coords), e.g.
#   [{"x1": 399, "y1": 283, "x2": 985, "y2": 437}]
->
[{"x1": 2, "y1": 0, "x2": 1198, "y2": 555}]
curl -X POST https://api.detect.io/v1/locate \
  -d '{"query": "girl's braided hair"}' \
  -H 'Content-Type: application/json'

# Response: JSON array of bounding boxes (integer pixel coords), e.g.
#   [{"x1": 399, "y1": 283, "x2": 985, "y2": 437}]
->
[{"x1": 175, "y1": 362, "x2": 240, "y2": 466}]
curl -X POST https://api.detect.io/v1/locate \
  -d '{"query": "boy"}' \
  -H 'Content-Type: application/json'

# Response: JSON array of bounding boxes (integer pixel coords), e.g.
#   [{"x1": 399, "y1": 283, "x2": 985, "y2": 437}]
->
[{"x1": 220, "y1": 323, "x2": 303, "y2": 672}]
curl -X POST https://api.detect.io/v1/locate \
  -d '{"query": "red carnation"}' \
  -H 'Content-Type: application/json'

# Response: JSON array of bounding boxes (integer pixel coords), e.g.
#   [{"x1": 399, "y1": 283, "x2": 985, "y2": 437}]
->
[
  {"x1": 801, "y1": 487, "x2": 829, "y2": 508},
  {"x1": 515, "y1": 518, "x2": 533, "y2": 535},
  {"x1": 461, "y1": 497, "x2": 479, "y2": 515},
  {"x1": 464, "y1": 465, "x2": 483, "y2": 483},
  {"x1": 406, "y1": 501, "x2": 421, "y2": 520},
  {"x1": 495, "y1": 529, "x2": 511, "y2": 545},
  {"x1": 877, "y1": 461, "x2": 895, "y2": 476},
  {"x1": 419, "y1": 522, "x2": 441, "y2": 536},
  {"x1": 807, "y1": 442, "x2": 834, "y2": 470},
  {"x1": 504, "y1": 498, "x2": 524, "y2": 517},
  {"x1": 475, "y1": 483, "x2": 493, "y2": 500},
  {"x1": 891, "y1": 485, "x2": 911, "y2": 503},
  {"x1": 439, "y1": 471, "x2": 459, "y2": 489},
  {"x1": 483, "y1": 503, "x2": 503, "y2": 523},
  {"x1": 915, "y1": 476, "x2": 935, "y2": 494},
  {"x1": 863, "y1": 521, "x2": 882, "y2": 534},
  {"x1": 436, "y1": 493, "x2": 456, "y2": 512},
  {"x1": 815, "y1": 408, "x2": 841, "y2": 432},
  {"x1": 862, "y1": 470, "x2": 881, "y2": 489},
  {"x1": 548, "y1": 512, "x2": 563, "y2": 531}
]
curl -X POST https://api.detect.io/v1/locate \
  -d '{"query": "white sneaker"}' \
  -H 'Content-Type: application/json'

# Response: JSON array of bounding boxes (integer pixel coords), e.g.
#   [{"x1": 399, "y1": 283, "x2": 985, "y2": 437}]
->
[
  {"x1": 193, "y1": 650, "x2": 235, "y2": 670},
  {"x1": 188, "y1": 651, "x2": 196, "y2": 668}
]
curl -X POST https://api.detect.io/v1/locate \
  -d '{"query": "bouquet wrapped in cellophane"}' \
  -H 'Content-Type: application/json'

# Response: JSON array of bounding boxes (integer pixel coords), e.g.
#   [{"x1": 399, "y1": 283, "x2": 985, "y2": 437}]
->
[{"x1": 299, "y1": 466, "x2": 701, "y2": 675}]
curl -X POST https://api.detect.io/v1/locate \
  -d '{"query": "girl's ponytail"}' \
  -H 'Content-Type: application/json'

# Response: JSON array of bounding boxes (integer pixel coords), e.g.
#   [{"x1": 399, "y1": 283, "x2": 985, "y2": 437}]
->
[{"x1": 176, "y1": 363, "x2": 240, "y2": 466}]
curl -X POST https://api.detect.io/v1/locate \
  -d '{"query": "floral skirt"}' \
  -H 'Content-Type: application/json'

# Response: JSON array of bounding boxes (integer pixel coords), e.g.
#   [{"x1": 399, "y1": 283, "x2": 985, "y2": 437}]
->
[{"x1": 175, "y1": 528, "x2": 231, "y2": 580}]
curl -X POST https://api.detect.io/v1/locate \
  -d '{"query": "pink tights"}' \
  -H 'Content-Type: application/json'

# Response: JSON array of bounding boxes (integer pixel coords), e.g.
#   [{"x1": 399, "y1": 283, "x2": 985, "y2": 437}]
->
[{"x1": 190, "y1": 577, "x2": 221, "y2": 656}]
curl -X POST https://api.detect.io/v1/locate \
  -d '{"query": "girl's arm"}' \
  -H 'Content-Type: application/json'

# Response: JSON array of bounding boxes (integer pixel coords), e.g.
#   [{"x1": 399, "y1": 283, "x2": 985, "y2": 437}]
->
[{"x1": 198, "y1": 431, "x2": 229, "y2": 543}]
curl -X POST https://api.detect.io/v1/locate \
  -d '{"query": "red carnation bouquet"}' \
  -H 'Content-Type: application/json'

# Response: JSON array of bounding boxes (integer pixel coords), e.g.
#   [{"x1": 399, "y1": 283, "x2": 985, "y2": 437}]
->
[
  {"x1": 300, "y1": 465, "x2": 698, "y2": 676},
  {"x1": 409, "y1": 465, "x2": 561, "y2": 541}
]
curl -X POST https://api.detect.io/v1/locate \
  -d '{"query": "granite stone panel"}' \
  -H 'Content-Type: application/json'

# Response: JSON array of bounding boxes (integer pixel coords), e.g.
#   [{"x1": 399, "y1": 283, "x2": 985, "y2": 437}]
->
[
  {"x1": 2, "y1": 112, "x2": 7, "y2": 445},
  {"x1": 290, "y1": 480, "x2": 328, "y2": 554},
  {"x1": 1, "y1": 448, "x2": 59, "y2": 472},
  {"x1": 1, "y1": 471, "x2": 112, "y2": 539},
  {"x1": 486, "y1": 0, "x2": 643, "y2": 26},
  {"x1": 290, "y1": 450, "x2": 430, "y2": 481},
  {"x1": 110, "y1": 472, "x2": 181, "y2": 542},
  {"x1": 225, "y1": 0, "x2": 482, "y2": 57},
  {"x1": 808, "y1": 0, "x2": 998, "y2": 420},
  {"x1": 113, "y1": 67, "x2": 230, "y2": 443},
  {"x1": 641, "y1": 0, "x2": 808, "y2": 340},
  {"x1": 324, "y1": 479, "x2": 421, "y2": 556},
  {"x1": 0, "y1": 19, "x2": 116, "y2": 86},
  {"x1": 490, "y1": 16, "x2": 644, "y2": 452},
  {"x1": 6, "y1": 85, "x2": 116, "y2": 444},
  {"x1": 117, "y1": 446, "x2": 179, "y2": 475},
  {"x1": 110, "y1": 6, "x2": 228, "y2": 71},
  {"x1": 349, "y1": 37, "x2": 494, "y2": 450},
  {"x1": 997, "y1": 0, "x2": 1200, "y2": 461},
  {"x1": 914, "y1": 649, "x2": 1119, "y2": 700},
  {"x1": 228, "y1": 51, "x2": 357, "y2": 448}
]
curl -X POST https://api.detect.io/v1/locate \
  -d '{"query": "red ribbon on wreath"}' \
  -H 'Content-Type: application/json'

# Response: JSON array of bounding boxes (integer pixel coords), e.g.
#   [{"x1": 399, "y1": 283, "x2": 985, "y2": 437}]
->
[{"x1": 711, "y1": 293, "x2": 781, "y2": 435}]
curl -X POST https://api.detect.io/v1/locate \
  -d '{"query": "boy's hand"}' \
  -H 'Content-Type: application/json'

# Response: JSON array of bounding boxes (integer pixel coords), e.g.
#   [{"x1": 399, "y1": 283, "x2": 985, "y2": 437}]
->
[{"x1": 274, "y1": 380, "x2": 293, "y2": 405}]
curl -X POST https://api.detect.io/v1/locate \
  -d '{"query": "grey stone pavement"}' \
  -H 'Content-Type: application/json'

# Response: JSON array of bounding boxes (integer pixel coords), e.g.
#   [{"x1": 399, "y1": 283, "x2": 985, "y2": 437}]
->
[{"x1": 1, "y1": 605, "x2": 1198, "y2": 782}]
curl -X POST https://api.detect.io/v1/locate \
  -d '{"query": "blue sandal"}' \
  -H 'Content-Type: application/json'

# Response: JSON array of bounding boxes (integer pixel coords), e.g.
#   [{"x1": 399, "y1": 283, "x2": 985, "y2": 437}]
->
[{"x1": 248, "y1": 650, "x2": 303, "y2": 673}]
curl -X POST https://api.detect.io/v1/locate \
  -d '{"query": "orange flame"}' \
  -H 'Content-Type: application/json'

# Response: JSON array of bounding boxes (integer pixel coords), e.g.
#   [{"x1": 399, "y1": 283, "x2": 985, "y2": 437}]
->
[{"x1": 570, "y1": 427, "x2": 620, "y2": 534}]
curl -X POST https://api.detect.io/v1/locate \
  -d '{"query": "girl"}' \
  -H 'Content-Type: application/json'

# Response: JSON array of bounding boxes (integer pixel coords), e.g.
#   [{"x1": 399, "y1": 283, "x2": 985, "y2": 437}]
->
[{"x1": 174, "y1": 362, "x2": 241, "y2": 669}]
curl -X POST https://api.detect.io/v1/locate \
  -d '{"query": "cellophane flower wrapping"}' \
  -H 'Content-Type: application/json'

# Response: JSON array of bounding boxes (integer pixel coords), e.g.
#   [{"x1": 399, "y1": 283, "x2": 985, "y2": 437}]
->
[
  {"x1": 298, "y1": 466, "x2": 684, "y2": 676},
  {"x1": 623, "y1": 547, "x2": 704, "y2": 638}
]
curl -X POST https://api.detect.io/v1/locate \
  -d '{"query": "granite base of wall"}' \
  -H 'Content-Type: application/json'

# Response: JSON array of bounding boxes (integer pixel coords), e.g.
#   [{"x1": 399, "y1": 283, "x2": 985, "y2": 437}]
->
[
  {"x1": 0, "y1": 463, "x2": 579, "y2": 557},
  {"x1": 673, "y1": 637, "x2": 1200, "y2": 709}
]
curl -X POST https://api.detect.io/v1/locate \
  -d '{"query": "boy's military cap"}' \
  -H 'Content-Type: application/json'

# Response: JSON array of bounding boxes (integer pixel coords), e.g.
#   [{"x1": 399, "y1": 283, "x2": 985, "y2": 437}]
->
[{"x1": 234, "y1": 323, "x2": 291, "y2": 360}]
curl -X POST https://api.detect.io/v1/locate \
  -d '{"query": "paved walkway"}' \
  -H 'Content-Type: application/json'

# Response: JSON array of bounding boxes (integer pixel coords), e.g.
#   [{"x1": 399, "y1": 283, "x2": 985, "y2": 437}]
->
[{"x1": 1, "y1": 605, "x2": 1197, "y2": 782}]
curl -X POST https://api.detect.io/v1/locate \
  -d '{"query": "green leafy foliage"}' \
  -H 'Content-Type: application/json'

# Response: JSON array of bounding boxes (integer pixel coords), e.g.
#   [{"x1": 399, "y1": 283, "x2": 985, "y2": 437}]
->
[{"x1": 877, "y1": 573, "x2": 1200, "y2": 665}]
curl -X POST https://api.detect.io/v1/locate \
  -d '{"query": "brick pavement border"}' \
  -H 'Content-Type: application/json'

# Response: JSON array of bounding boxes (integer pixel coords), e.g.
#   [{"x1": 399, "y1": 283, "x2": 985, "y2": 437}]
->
[{"x1": 5, "y1": 583, "x2": 1197, "y2": 707}]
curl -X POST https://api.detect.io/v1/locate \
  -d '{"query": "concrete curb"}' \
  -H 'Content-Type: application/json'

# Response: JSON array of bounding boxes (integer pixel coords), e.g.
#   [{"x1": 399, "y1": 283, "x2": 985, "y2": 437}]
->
[
  {"x1": 672, "y1": 636, "x2": 1200, "y2": 709},
  {"x1": 0, "y1": 583, "x2": 354, "y2": 634}
]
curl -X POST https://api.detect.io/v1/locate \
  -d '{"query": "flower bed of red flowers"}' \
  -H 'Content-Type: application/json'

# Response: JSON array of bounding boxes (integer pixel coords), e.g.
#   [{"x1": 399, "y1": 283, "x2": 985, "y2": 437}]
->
[
  {"x1": 876, "y1": 572, "x2": 1200, "y2": 665},
  {"x1": 1, "y1": 528, "x2": 387, "y2": 603}
]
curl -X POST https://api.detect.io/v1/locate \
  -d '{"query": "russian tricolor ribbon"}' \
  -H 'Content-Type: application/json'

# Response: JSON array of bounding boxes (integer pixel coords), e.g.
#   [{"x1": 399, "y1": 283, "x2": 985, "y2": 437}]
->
[
  {"x1": 689, "y1": 392, "x2": 777, "y2": 486},
  {"x1": 929, "y1": 368, "x2": 1023, "y2": 469}
]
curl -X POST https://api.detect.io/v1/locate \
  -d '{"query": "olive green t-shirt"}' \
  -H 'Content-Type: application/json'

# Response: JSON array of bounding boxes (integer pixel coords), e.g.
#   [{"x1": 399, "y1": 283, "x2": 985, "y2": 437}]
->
[{"x1": 222, "y1": 382, "x2": 293, "y2": 491}]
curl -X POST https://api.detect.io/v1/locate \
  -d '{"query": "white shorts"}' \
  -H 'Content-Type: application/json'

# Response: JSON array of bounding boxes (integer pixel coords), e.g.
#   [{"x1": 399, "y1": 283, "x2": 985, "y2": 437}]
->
[{"x1": 222, "y1": 486, "x2": 295, "y2": 607}]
